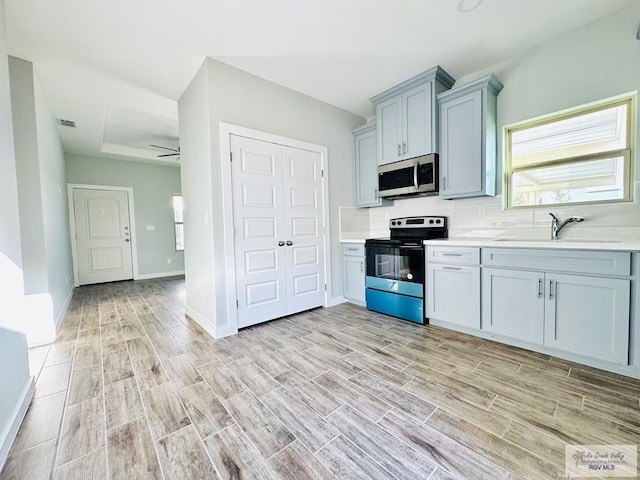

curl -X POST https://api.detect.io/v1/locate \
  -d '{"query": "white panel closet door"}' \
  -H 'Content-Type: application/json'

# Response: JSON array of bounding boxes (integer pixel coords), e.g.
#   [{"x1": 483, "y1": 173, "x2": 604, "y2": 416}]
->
[
  {"x1": 231, "y1": 136, "x2": 288, "y2": 327},
  {"x1": 231, "y1": 135, "x2": 325, "y2": 328},
  {"x1": 73, "y1": 188, "x2": 133, "y2": 285},
  {"x1": 281, "y1": 146, "x2": 325, "y2": 314}
]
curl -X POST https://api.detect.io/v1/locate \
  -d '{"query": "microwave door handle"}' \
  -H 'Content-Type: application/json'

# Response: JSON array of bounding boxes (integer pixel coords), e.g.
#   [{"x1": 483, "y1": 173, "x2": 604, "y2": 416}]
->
[{"x1": 413, "y1": 161, "x2": 419, "y2": 189}]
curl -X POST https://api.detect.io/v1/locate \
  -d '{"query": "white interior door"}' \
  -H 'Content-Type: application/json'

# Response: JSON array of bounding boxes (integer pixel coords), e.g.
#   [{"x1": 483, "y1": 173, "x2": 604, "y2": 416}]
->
[
  {"x1": 73, "y1": 188, "x2": 133, "y2": 285},
  {"x1": 231, "y1": 136, "x2": 288, "y2": 327},
  {"x1": 231, "y1": 135, "x2": 325, "y2": 328},
  {"x1": 281, "y1": 146, "x2": 325, "y2": 314}
]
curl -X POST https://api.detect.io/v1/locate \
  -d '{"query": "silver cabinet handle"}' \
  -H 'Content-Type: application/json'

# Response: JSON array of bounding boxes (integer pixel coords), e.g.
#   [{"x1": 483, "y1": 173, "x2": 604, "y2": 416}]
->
[
  {"x1": 286, "y1": 240, "x2": 293, "y2": 246},
  {"x1": 549, "y1": 280, "x2": 554, "y2": 299},
  {"x1": 413, "y1": 161, "x2": 419, "y2": 189},
  {"x1": 442, "y1": 176, "x2": 447, "y2": 190},
  {"x1": 441, "y1": 253, "x2": 462, "y2": 257},
  {"x1": 397, "y1": 144, "x2": 401, "y2": 156},
  {"x1": 346, "y1": 247, "x2": 359, "y2": 251},
  {"x1": 403, "y1": 142, "x2": 407, "y2": 155},
  {"x1": 442, "y1": 266, "x2": 461, "y2": 271},
  {"x1": 537, "y1": 278, "x2": 543, "y2": 298},
  {"x1": 360, "y1": 261, "x2": 364, "y2": 273},
  {"x1": 374, "y1": 188, "x2": 378, "y2": 199}
]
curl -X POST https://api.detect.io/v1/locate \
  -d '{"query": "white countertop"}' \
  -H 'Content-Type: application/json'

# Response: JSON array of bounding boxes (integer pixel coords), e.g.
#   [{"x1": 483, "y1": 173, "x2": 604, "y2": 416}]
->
[
  {"x1": 340, "y1": 239, "x2": 366, "y2": 244},
  {"x1": 423, "y1": 237, "x2": 640, "y2": 251}
]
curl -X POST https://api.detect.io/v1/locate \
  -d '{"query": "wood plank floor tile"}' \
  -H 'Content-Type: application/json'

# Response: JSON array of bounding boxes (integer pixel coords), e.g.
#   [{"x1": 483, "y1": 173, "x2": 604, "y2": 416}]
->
[
  {"x1": 502, "y1": 420, "x2": 566, "y2": 472},
  {"x1": 269, "y1": 441, "x2": 336, "y2": 480},
  {"x1": 223, "y1": 390, "x2": 295, "y2": 458},
  {"x1": 126, "y1": 337, "x2": 156, "y2": 361},
  {"x1": 569, "y1": 367, "x2": 640, "y2": 398},
  {"x1": 247, "y1": 349, "x2": 291, "y2": 377},
  {"x1": 315, "y1": 434, "x2": 394, "y2": 479},
  {"x1": 10, "y1": 391, "x2": 65, "y2": 454},
  {"x1": 304, "y1": 347, "x2": 362, "y2": 379},
  {"x1": 279, "y1": 350, "x2": 328, "y2": 379},
  {"x1": 377, "y1": 409, "x2": 511, "y2": 480},
  {"x1": 163, "y1": 354, "x2": 203, "y2": 389},
  {"x1": 141, "y1": 382, "x2": 191, "y2": 440},
  {"x1": 261, "y1": 387, "x2": 338, "y2": 453},
  {"x1": 197, "y1": 361, "x2": 245, "y2": 400},
  {"x1": 107, "y1": 417, "x2": 162, "y2": 480},
  {"x1": 57, "y1": 396, "x2": 105, "y2": 465},
  {"x1": 350, "y1": 340, "x2": 412, "y2": 371},
  {"x1": 314, "y1": 371, "x2": 391, "y2": 422},
  {"x1": 342, "y1": 351, "x2": 412, "y2": 387},
  {"x1": 67, "y1": 366, "x2": 102, "y2": 405},
  {"x1": 274, "y1": 369, "x2": 343, "y2": 417},
  {"x1": 327, "y1": 405, "x2": 437, "y2": 480},
  {"x1": 230, "y1": 358, "x2": 280, "y2": 397},
  {"x1": 102, "y1": 349, "x2": 134, "y2": 385},
  {"x1": 429, "y1": 467, "x2": 463, "y2": 480},
  {"x1": 0, "y1": 439, "x2": 56, "y2": 480},
  {"x1": 177, "y1": 381, "x2": 234, "y2": 438},
  {"x1": 44, "y1": 341, "x2": 76, "y2": 367},
  {"x1": 402, "y1": 378, "x2": 510, "y2": 437},
  {"x1": 204, "y1": 423, "x2": 279, "y2": 480},
  {"x1": 156, "y1": 425, "x2": 218, "y2": 480},
  {"x1": 73, "y1": 343, "x2": 101, "y2": 370},
  {"x1": 34, "y1": 362, "x2": 72, "y2": 398},
  {"x1": 301, "y1": 331, "x2": 353, "y2": 357},
  {"x1": 181, "y1": 339, "x2": 220, "y2": 366},
  {"x1": 383, "y1": 343, "x2": 459, "y2": 374},
  {"x1": 105, "y1": 376, "x2": 144, "y2": 430},
  {"x1": 426, "y1": 408, "x2": 561, "y2": 480},
  {"x1": 53, "y1": 448, "x2": 106, "y2": 480},
  {"x1": 349, "y1": 371, "x2": 436, "y2": 422},
  {"x1": 131, "y1": 356, "x2": 170, "y2": 392}
]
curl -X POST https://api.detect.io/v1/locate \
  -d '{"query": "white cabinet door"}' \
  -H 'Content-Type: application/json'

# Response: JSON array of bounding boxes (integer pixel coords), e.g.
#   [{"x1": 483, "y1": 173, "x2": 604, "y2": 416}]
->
[
  {"x1": 439, "y1": 89, "x2": 482, "y2": 198},
  {"x1": 73, "y1": 188, "x2": 133, "y2": 285},
  {"x1": 343, "y1": 255, "x2": 365, "y2": 305},
  {"x1": 377, "y1": 96, "x2": 402, "y2": 165},
  {"x1": 427, "y1": 264, "x2": 480, "y2": 328},
  {"x1": 402, "y1": 82, "x2": 433, "y2": 160},
  {"x1": 544, "y1": 273, "x2": 630, "y2": 364},
  {"x1": 482, "y1": 268, "x2": 545, "y2": 343},
  {"x1": 231, "y1": 136, "x2": 325, "y2": 328},
  {"x1": 281, "y1": 146, "x2": 325, "y2": 315}
]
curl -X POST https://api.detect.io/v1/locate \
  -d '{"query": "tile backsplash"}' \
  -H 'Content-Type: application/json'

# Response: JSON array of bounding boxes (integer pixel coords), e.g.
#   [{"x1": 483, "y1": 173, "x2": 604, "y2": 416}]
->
[{"x1": 340, "y1": 181, "x2": 640, "y2": 241}]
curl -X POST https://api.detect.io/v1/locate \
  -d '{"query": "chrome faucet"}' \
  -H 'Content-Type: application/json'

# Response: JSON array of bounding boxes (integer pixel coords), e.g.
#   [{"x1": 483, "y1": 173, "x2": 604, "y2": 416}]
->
[{"x1": 549, "y1": 213, "x2": 584, "y2": 240}]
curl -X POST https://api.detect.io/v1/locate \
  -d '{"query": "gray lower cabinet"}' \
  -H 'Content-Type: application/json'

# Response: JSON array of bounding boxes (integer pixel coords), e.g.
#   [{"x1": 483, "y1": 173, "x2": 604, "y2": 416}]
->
[
  {"x1": 482, "y1": 248, "x2": 631, "y2": 365},
  {"x1": 342, "y1": 243, "x2": 365, "y2": 306},
  {"x1": 426, "y1": 246, "x2": 480, "y2": 328}
]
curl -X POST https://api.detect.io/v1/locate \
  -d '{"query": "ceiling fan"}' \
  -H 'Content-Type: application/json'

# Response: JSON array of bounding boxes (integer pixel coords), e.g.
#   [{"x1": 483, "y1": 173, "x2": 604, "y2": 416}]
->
[{"x1": 150, "y1": 144, "x2": 180, "y2": 158}]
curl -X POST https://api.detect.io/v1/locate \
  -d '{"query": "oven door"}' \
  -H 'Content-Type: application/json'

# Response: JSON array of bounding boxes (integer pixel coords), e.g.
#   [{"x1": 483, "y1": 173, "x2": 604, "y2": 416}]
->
[{"x1": 365, "y1": 244, "x2": 425, "y2": 285}]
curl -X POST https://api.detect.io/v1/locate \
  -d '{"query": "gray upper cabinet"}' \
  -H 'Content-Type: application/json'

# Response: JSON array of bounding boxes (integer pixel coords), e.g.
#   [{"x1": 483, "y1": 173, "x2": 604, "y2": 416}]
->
[
  {"x1": 371, "y1": 66, "x2": 455, "y2": 166},
  {"x1": 352, "y1": 122, "x2": 390, "y2": 208},
  {"x1": 438, "y1": 74, "x2": 503, "y2": 199}
]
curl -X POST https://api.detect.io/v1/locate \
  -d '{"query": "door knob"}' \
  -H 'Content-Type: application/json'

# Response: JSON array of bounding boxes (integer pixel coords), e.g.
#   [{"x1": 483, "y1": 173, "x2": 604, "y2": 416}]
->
[
  {"x1": 125, "y1": 239, "x2": 130, "y2": 242},
  {"x1": 286, "y1": 240, "x2": 293, "y2": 246},
  {"x1": 278, "y1": 241, "x2": 285, "y2": 246}
]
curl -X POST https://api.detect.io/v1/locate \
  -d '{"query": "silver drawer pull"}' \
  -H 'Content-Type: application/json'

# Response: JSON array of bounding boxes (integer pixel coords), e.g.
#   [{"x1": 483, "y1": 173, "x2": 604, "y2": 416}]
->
[
  {"x1": 346, "y1": 247, "x2": 359, "y2": 251},
  {"x1": 549, "y1": 280, "x2": 555, "y2": 299},
  {"x1": 441, "y1": 253, "x2": 463, "y2": 257},
  {"x1": 537, "y1": 278, "x2": 543, "y2": 298},
  {"x1": 442, "y1": 266, "x2": 461, "y2": 271}
]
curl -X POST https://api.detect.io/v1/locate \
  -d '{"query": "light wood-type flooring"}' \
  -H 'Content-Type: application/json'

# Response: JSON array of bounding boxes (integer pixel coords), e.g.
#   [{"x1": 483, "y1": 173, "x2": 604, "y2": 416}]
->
[{"x1": 2, "y1": 276, "x2": 639, "y2": 479}]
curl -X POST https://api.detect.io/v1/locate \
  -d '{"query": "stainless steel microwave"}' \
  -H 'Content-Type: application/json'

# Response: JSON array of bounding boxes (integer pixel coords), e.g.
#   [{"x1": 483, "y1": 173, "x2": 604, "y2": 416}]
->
[{"x1": 377, "y1": 154, "x2": 438, "y2": 199}]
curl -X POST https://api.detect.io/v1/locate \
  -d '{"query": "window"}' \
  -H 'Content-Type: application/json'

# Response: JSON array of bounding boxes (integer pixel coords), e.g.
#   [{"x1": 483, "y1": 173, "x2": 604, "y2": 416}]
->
[
  {"x1": 173, "y1": 195, "x2": 184, "y2": 251},
  {"x1": 505, "y1": 97, "x2": 633, "y2": 208}
]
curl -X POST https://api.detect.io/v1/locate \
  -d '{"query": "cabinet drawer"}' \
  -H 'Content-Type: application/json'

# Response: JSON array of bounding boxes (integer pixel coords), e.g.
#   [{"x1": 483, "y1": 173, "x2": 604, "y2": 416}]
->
[
  {"x1": 482, "y1": 248, "x2": 630, "y2": 276},
  {"x1": 426, "y1": 246, "x2": 480, "y2": 265},
  {"x1": 342, "y1": 243, "x2": 365, "y2": 257}
]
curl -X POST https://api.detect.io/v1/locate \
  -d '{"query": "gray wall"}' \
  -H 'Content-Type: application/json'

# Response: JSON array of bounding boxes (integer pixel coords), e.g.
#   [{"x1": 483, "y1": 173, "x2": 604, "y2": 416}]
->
[
  {"x1": 0, "y1": 0, "x2": 32, "y2": 469},
  {"x1": 179, "y1": 58, "x2": 364, "y2": 333},
  {"x1": 66, "y1": 154, "x2": 185, "y2": 277}
]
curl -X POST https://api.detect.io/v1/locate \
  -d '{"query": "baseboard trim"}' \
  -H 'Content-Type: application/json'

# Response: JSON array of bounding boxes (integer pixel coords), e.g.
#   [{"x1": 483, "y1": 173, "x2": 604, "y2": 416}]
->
[
  {"x1": 185, "y1": 306, "x2": 237, "y2": 339},
  {"x1": 135, "y1": 270, "x2": 185, "y2": 280},
  {"x1": 0, "y1": 377, "x2": 35, "y2": 470},
  {"x1": 328, "y1": 296, "x2": 347, "y2": 307},
  {"x1": 55, "y1": 288, "x2": 74, "y2": 332}
]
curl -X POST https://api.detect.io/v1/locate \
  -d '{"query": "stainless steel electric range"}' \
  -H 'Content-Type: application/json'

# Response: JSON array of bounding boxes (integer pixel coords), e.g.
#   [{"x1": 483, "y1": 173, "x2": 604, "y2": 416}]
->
[{"x1": 364, "y1": 216, "x2": 447, "y2": 324}]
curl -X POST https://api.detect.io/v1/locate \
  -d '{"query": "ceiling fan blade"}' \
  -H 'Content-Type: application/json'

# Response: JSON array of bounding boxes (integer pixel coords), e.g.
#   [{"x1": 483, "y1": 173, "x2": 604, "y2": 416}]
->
[
  {"x1": 150, "y1": 144, "x2": 179, "y2": 153},
  {"x1": 158, "y1": 152, "x2": 180, "y2": 157}
]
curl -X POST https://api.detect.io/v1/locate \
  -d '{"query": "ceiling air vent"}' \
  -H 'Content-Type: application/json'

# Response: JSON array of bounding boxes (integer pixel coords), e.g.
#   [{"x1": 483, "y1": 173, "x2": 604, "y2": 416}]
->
[{"x1": 56, "y1": 118, "x2": 76, "y2": 128}]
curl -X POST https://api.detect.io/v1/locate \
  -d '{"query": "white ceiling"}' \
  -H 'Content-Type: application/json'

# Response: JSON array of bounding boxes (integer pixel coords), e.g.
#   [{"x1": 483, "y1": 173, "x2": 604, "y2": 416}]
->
[{"x1": 4, "y1": 0, "x2": 636, "y2": 165}]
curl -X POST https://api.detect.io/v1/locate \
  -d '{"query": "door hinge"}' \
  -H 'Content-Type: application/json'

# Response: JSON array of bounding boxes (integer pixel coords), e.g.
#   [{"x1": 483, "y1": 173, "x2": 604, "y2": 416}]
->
[
  {"x1": 236, "y1": 299, "x2": 239, "y2": 308},
  {"x1": 321, "y1": 169, "x2": 324, "y2": 177},
  {"x1": 324, "y1": 284, "x2": 327, "y2": 292},
  {"x1": 230, "y1": 152, "x2": 233, "y2": 162}
]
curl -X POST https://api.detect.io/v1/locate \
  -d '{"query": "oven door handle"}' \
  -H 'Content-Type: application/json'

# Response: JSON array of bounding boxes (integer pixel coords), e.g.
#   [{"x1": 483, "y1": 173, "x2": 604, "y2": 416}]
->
[
  {"x1": 397, "y1": 245, "x2": 424, "y2": 251},
  {"x1": 413, "y1": 161, "x2": 419, "y2": 189}
]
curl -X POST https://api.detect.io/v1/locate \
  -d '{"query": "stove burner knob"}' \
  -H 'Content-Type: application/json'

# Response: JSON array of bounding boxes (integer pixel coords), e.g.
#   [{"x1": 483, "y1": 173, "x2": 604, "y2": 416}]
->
[
  {"x1": 391, "y1": 221, "x2": 396, "y2": 225},
  {"x1": 436, "y1": 219, "x2": 441, "y2": 224},
  {"x1": 429, "y1": 219, "x2": 434, "y2": 224}
]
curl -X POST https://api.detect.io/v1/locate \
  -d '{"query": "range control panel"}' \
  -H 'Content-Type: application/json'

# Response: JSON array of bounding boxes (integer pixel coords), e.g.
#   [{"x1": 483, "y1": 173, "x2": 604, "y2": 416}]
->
[{"x1": 389, "y1": 216, "x2": 446, "y2": 229}]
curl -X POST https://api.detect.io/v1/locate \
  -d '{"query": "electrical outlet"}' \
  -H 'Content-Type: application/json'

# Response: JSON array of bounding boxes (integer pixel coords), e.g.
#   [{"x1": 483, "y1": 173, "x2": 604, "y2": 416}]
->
[{"x1": 478, "y1": 206, "x2": 486, "y2": 217}]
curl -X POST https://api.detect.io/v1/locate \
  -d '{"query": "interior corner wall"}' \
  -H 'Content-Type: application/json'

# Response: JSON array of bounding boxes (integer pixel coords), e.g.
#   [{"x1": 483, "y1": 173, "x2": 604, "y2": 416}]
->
[
  {"x1": 65, "y1": 154, "x2": 185, "y2": 278},
  {"x1": 177, "y1": 63, "x2": 217, "y2": 331},
  {"x1": 204, "y1": 59, "x2": 364, "y2": 307}
]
